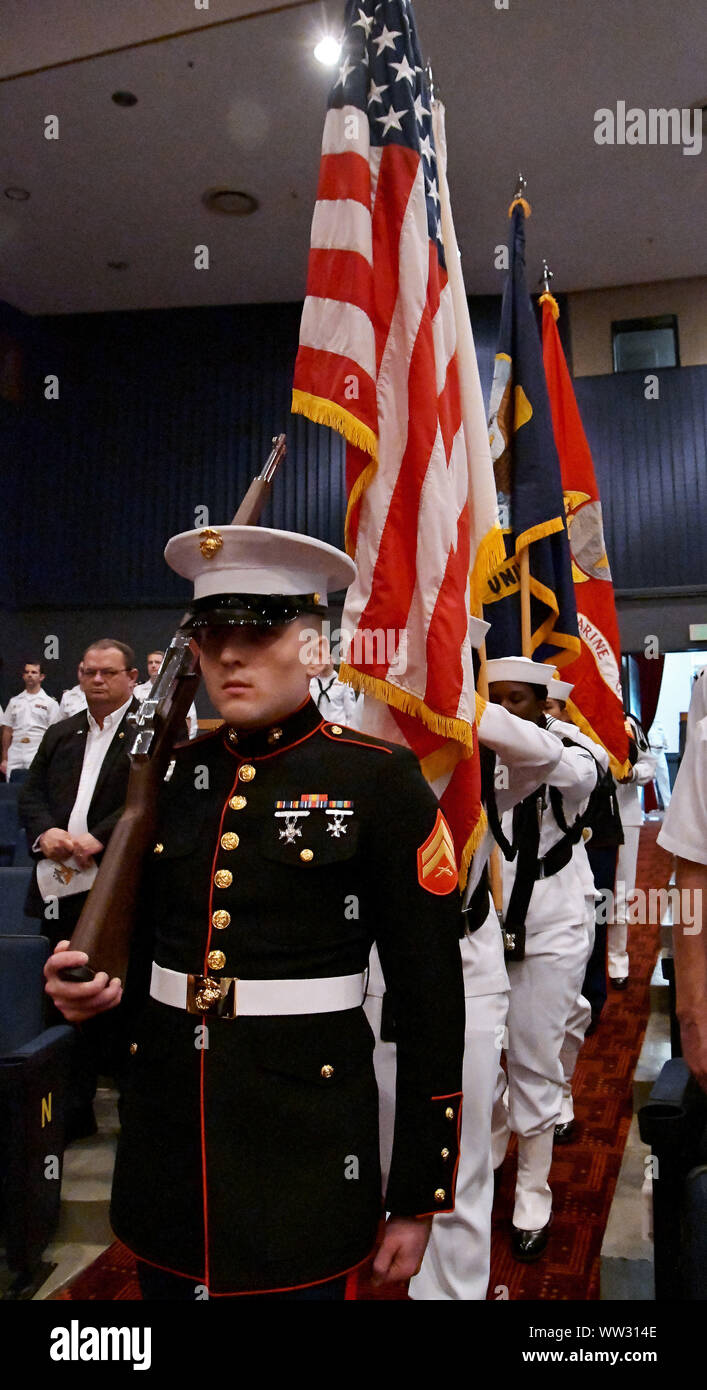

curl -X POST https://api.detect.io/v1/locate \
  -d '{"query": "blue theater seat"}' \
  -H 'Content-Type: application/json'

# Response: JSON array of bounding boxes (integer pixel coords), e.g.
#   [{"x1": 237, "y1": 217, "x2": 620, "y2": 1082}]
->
[
  {"x1": 0, "y1": 867, "x2": 39, "y2": 934},
  {"x1": 639, "y1": 1057, "x2": 707, "y2": 1301},
  {"x1": 0, "y1": 799, "x2": 19, "y2": 866},
  {"x1": 0, "y1": 935, "x2": 74, "y2": 1296}
]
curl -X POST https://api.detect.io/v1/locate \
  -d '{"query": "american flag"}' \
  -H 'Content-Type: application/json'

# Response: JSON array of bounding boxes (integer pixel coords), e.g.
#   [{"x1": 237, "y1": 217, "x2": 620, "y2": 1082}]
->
[{"x1": 292, "y1": 0, "x2": 501, "y2": 882}]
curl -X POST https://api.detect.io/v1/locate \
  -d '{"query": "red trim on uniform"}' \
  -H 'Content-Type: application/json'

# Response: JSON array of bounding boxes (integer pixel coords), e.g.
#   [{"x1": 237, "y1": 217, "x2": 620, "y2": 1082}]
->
[
  {"x1": 120, "y1": 1239, "x2": 375, "y2": 1298},
  {"x1": 430, "y1": 1091, "x2": 463, "y2": 1101},
  {"x1": 199, "y1": 1042, "x2": 209, "y2": 1288},
  {"x1": 320, "y1": 728, "x2": 393, "y2": 754},
  {"x1": 183, "y1": 725, "x2": 224, "y2": 746}
]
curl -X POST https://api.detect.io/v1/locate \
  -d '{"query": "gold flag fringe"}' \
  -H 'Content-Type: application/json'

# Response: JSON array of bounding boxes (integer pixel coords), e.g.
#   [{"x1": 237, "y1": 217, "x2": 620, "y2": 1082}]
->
[
  {"x1": 469, "y1": 523, "x2": 506, "y2": 613},
  {"x1": 344, "y1": 457, "x2": 378, "y2": 556},
  {"x1": 538, "y1": 291, "x2": 560, "y2": 321},
  {"x1": 291, "y1": 389, "x2": 378, "y2": 462},
  {"x1": 458, "y1": 806, "x2": 487, "y2": 891},
  {"x1": 339, "y1": 664, "x2": 476, "y2": 747}
]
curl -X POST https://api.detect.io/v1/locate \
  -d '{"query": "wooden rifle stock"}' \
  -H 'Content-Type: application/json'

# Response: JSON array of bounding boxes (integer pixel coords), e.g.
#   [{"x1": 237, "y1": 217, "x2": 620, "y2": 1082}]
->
[
  {"x1": 61, "y1": 433, "x2": 287, "y2": 984},
  {"x1": 62, "y1": 663, "x2": 199, "y2": 984}
]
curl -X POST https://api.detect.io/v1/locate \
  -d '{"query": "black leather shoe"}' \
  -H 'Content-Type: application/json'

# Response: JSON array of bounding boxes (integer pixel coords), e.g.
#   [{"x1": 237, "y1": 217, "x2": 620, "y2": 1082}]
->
[
  {"x1": 511, "y1": 1218, "x2": 552, "y2": 1262},
  {"x1": 610, "y1": 976, "x2": 628, "y2": 991},
  {"x1": 553, "y1": 1119, "x2": 575, "y2": 1144}
]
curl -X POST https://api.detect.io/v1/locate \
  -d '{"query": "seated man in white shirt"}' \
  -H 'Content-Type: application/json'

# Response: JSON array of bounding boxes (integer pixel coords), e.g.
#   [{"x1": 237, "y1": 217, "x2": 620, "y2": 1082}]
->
[
  {"x1": 135, "y1": 649, "x2": 198, "y2": 738},
  {"x1": 19, "y1": 639, "x2": 140, "y2": 1139},
  {"x1": 1, "y1": 660, "x2": 61, "y2": 780}
]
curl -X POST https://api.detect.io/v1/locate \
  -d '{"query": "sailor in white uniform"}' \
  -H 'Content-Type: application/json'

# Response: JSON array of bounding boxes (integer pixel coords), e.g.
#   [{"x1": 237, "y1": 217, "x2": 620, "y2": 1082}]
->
[
  {"x1": 487, "y1": 657, "x2": 598, "y2": 1261},
  {"x1": 59, "y1": 665, "x2": 87, "y2": 719},
  {"x1": 544, "y1": 677, "x2": 609, "y2": 1141},
  {"x1": 608, "y1": 715, "x2": 656, "y2": 986},
  {"x1": 657, "y1": 669, "x2": 707, "y2": 1090},
  {"x1": 366, "y1": 625, "x2": 581, "y2": 1298},
  {"x1": 310, "y1": 666, "x2": 360, "y2": 727},
  {"x1": 2, "y1": 663, "x2": 61, "y2": 779}
]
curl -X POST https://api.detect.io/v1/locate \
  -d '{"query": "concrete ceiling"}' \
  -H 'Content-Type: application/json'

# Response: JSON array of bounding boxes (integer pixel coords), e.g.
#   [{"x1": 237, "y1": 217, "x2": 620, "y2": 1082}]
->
[{"x1": 1, "y1": 0, "x2": 705, "y2": 315}]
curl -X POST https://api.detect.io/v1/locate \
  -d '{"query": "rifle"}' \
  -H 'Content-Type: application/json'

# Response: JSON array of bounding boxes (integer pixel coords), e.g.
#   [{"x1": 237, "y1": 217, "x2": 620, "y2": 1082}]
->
[{"x1": 61, "y1": 433, "x2": 287, "y2": 983}]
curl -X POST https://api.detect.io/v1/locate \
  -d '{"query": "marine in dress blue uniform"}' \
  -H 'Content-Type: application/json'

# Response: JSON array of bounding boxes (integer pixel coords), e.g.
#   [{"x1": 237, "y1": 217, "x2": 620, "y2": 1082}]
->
[{"x1": 91, "y1": 524, "x2": 465, "y2": 1296}]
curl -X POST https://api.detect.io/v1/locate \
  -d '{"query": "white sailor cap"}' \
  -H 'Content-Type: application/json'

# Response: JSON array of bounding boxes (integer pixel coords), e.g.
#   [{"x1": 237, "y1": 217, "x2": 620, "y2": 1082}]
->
[
  {"x1": 547, "y1": 677, "x2": 574, "y2": 701},
  {"x1": 164, "y1": 525, "x2": 357, "y2": 628},
  {"x1": 468, "y1": 616, "x2": 491, "y2": 650},
  {"x1": 485, "y1": 656, "x2": 555, "y2": 687}
]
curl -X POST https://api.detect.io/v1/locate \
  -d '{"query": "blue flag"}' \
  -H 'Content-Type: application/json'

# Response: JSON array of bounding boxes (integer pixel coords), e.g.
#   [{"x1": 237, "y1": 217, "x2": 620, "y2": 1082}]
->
[{"x1": 482, "y1": 203, "x2": 580, "y2": 665}]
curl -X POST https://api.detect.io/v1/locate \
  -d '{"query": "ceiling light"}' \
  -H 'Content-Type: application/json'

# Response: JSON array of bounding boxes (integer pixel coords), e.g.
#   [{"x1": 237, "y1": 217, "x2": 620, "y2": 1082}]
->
[
  {"x1": 202, "y1": 188, "x2": 259, "y2": 216},
  {"x1": 314, "y1": 36, "x2": 342, "y2": 66},
  {"x1": 4, "y1": 187, "x2": 30, "y2": 201},
  {"x1": 112, "y1": 91, "x2": 138, "y2": 107}
]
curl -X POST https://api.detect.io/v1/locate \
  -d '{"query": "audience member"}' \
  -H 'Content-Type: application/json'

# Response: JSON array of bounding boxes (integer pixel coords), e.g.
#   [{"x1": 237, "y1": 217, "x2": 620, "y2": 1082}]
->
[
  {"x1": 1, "y1": 661, "x2": 61, "y2": 781},
  {"x1": 19, "y1": 638, "x2": 140, "y2": 1139},
  {"x1": 657, "y1": 669, "x2": 707, "y2": 1092},
  {"x1": 59, "y1": 662, "x2": 88, "y2": 719},
  {"x1": 135, "y1": 649, "x2": 198, "y2": 738}
]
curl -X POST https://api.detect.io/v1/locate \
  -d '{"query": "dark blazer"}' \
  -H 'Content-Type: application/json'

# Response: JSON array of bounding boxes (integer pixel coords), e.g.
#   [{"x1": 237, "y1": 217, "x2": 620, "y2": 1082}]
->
[
  {"x1": 110, "y1": 697, "x2": 465, "y2": 1295},
  {"x1": 18, "y1": 698, "x2": 140, "y2": 917}
]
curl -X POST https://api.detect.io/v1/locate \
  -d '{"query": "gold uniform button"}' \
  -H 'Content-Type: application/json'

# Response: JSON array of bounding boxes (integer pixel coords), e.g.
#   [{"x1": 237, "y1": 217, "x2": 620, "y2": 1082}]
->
[
  {"x1": 221, "y1": 832, "x2": 240, "y2": 851},
  {"x1": 214, "y1": 869, "x2": 233, "y2": 889},
  {"x1": 445, "y1": 1107, "x2": 455, "y2": 1121},
  {"x1": 330, "y1": 724, "x2": 343, "y2": 735},
  {"x1": 320, "y1": 1064, "x2": 334, "y2": 1079},
  {"x1": 153, "y1": 842, "x2": 164, "y2": 855},
  {"x1": 212, "y1": 910, "x2": 231, "y2": 930},
  {"x1": 207, "y1": 950, "x2": 226, "y2": 971},
  {"x1": 239, "y1": 764, "x2": 256, "y2": 782},
  {"x1": 229, "y1": 795, "x2": 247, "y2": 811},
  {"x1": 434, "y1": 1188, "x2": 446, "y2": 1203},
  {"x1": 300, "y1": 848, "x2": 314, "y2": 863},
  {"x1": 129, "y1": 1042, "x2": 138, "y2": 1055},
  {"x1": 441, "y1": 1148, "x2": 450, "y2": 1160}
]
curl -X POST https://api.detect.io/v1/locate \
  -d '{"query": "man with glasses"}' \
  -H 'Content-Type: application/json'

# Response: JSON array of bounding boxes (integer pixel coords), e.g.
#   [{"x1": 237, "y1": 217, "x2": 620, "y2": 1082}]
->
[{"x1": 19, "y1": 639, "x2": 139, "y2": 1138}]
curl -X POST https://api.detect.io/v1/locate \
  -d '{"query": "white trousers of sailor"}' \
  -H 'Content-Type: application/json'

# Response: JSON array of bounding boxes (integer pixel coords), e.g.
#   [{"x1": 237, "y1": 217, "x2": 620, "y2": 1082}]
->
[
  {"x1": 608, "y1": 826, "x2": 640, "y2": 978},
  {"x1": 558, "y1": 911, "x2": 595, "y2": 1125},
  {"x1": 409, "y1": 987, "x2": 509, "y2": 1301},
  {"x1": 364, "y1": 945, "x2": 509, "y2": 1300},
  {"x1": 492, "y1": 921, "x2": 588, "y2": 1229}
]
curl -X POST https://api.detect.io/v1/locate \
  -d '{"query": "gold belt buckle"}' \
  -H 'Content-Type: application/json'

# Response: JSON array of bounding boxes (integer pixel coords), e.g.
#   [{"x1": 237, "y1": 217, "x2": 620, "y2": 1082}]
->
[{"x1": 186, "y1": 975, "x2": 237, "y2": 1019}]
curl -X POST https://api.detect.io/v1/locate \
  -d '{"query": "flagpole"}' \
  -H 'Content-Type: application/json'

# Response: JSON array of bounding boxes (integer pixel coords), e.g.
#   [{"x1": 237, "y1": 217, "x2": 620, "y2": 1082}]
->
[
  {"x1": 477, "y1": 640, "x2": 504, "y2": 916},
  {"x1": 519, "y1": 548, "x2": 531, "y2": 658}
]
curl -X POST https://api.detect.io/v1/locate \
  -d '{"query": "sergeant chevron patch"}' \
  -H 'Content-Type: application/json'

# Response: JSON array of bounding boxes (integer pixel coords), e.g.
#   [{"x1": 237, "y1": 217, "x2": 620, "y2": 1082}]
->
[{"x1": 417, "y1": 811, "x2": 458, "y2": 895}]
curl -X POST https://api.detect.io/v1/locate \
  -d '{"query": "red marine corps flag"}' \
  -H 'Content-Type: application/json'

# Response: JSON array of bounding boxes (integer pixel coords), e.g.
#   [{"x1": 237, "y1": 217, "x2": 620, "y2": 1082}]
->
[
  {"x1": 540, "y1": 292, "x2": 630, "y2": 776},
  {"x1": 292, "y1": 0, "x2": 502, "y2": 883}
]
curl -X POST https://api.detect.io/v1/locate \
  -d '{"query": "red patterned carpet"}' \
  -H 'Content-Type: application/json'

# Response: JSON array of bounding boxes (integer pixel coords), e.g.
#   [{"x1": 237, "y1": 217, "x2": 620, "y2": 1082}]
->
[{"x1": 51, "y1": 824, "x2": 672, "y2": 1302}]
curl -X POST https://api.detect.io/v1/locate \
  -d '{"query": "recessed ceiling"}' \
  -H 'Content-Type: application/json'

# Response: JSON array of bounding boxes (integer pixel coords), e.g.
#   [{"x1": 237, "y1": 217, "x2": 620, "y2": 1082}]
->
[{"x1": 0, "y1": 0, "x2": 705, "y2": 315}]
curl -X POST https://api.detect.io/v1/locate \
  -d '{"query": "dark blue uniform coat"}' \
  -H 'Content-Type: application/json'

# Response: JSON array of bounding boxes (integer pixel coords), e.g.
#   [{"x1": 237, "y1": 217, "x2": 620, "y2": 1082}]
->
[{"x1": 111, "y1": 697, "x2": 465, "y2": 1294}]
